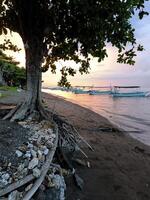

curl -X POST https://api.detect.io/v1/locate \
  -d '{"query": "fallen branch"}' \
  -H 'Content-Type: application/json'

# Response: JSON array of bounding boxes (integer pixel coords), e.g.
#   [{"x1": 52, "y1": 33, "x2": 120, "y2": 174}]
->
[
  {"x1": 0, "y1": 174, "x2": 35, "y2": 197},
  {"x1": 22, "y1": 124, "x2": 58, "y2": 200}
]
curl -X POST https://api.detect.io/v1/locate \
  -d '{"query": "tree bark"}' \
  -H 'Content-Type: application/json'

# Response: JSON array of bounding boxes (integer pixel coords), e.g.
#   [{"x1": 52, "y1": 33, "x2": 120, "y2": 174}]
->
[{"x1": 4, "y1": 39, "x2": 46, "y2": 121}]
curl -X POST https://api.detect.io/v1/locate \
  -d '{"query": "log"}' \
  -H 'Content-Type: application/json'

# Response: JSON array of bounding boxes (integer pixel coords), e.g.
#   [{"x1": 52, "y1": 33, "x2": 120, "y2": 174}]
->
[{"x1": 0, "y1": 174, "x2": 34, "y2": 197}]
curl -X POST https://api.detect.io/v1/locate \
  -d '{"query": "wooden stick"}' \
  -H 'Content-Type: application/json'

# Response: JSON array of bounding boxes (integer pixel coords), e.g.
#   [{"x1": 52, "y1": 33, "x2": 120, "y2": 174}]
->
[
  {"x1": 0, "y1": 174, "x2": 35, "y2": 197},
  {"x1": 22, "y1": 125, "x2": 58, "y2": 200}
]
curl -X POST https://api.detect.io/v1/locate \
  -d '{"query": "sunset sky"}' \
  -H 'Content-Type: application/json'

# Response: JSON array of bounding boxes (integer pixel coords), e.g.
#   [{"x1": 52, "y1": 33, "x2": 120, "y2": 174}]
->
[{"x1": 0, "y1": 2, "x2": 150, "y2": 87}]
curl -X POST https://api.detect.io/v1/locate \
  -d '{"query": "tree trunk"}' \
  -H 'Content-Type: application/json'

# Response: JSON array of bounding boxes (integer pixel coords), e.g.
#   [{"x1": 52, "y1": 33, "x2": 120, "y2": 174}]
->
[
  {"x1": 4, "y1": 39, "x2": 47, "y2": 121},
  {"x1": 0, "y1": 67, "x2": 6, "y2": 86}
]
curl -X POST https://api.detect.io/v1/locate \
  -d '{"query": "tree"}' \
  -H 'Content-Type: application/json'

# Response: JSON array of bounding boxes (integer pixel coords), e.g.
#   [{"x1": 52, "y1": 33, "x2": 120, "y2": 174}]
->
[
  {"x1": 0, "y1": 0, "x2": 149, "y2": 121},
  {"x1": 0, "y1": 50, "x2": 26, "y2": 87}
]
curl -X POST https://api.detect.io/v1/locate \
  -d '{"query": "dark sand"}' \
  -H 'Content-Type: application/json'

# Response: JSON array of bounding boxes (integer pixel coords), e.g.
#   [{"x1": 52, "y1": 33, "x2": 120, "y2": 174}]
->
[{"x1": 1, "y1": 91, "x2": 150, "y2": 200}]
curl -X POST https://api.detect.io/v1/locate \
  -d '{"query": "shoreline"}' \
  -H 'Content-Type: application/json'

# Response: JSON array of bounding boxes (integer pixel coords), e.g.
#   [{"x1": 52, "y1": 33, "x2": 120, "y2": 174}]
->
[{"x1": 1, "y1": 91, "x2": 150, "y2": 199}]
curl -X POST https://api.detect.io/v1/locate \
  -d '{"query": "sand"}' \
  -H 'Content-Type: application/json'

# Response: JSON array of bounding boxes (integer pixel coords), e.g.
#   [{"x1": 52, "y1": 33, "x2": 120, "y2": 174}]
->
[{"x1": 1, "y1": 91, "x2": 150, "y2": 200}]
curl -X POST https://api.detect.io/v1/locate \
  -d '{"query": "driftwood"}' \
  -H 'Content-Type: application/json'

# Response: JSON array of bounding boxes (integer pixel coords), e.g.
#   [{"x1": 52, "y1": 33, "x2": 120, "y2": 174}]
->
[
  {"x1": 22, "y1": 124, "x2": 58, "y2": 200},
  {"x1": 56, "y1": 146, "x2": 84, "y2": 190},
  {"x1": 0, "y1": 174, "x2": 35, "y2": 197}
]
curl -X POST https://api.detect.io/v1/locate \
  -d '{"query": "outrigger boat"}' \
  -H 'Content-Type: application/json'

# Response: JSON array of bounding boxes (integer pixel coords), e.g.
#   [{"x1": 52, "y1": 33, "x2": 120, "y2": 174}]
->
[
  {"x1": 89, "y1": 90, "x2": 112, "y2": 95},
  {"x1": 112, "y1": 86, "x2": 149, "y2": 97},
  {"x1": 89, "y1": 86, "x2": 112, "y2": 95},
  {"x1": 73, "y1": 88, "x2": 89, "y2": 94}
]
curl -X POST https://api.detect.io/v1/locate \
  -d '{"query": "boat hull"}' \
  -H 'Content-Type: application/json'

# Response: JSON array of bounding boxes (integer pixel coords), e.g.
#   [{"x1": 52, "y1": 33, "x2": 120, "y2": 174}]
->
[
  {"x1": 112, "y1": 92, "x2": 148, "y2": 97},
  {"x1": 89, "y1": 90, "x2": 112, "y2": 95}
]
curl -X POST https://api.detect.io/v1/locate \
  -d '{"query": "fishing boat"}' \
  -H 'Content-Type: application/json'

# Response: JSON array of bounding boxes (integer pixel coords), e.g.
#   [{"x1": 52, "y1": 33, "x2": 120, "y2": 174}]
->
[
  {"x1": 112, "y1": 86, "x2": 149, "y2": 97},
  {"x1": 89, "y1": 86, "x2": 112, "y2": 95},
  {"x1": 89, "y1": 90, "x2": 112, "y2": 95},
  {"x1": 73, "y1": 88, "x2": 89, "y2": 94}
]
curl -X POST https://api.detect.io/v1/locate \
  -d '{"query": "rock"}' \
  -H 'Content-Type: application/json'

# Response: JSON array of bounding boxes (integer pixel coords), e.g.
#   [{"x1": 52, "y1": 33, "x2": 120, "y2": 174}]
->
[
  {"x1": 45, "y1": 175, "x2": 66, "y2": 200},
  {"x1": 33, "y1": 168, "x2": 41, "y2": 178},
  {"x1": 31, "y1": 149, "x2": 37, "y2": 157},
  {"x1": 17, "y1": 163, "x2": 25, "y2": 172},
  {"x1": 25, "y1": 183, "x2": 33, "y2": 192},
  {"x1": 24, "y1": 151, "x2": 31, "y2": 158},
  {"x1": 51, "y1": 134, "x2": 56, "y2": 139},
  {"x1": 28, "y1": 143, "x2": 34, "y2": 149},
  {"x1": 2, "y1": 173, "x2": 10, "y2": 180},
  {"x1": 15, "y1": 150, "x2": 23, "y2": 157},
  {"x1": 0, "y1": 178, "x2": 8, "y2": 188},
  {"x1": 47, "y1": 128, "x2": 53, "y2": 134},
  {"x1": 28, "y1": 158, "x2": 39, "y2": 169},
  {"x1": 18, "y1": 145, "x2": 28, "y2": 153},
  {"x1": 8, "y1": 162, "x2": 11, "y2": 167},
  {"x1": 46, "y1": 141, "x2": 53, "y2": 149},
  {"x1": 8, "y1": 190, "x2": 20, "y2": 200},
  {"x1": 37, "y1": 150, "x2": 43, "y2": 160},
  {"x1": 44, "y1": 148, "x2": 49, "y2": 155}
]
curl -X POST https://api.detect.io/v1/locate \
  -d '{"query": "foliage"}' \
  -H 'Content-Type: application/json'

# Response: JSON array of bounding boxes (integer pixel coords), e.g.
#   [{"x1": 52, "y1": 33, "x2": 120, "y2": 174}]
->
[
  {"x1": 0, "y1": 85, "x2": 17, "y2": 91},
  {"x1": 0, "y1": 0, "x2": 149, "y2": 87},
  {"x1": 0, "y1": 50, "x2": 26, "y2": 87}
]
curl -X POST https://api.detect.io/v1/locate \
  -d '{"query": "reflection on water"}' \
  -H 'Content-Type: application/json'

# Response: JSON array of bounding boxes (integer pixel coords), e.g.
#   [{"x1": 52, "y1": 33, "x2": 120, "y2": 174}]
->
[{"x1": 42, "y1": 89, "x2": 150, "y2": 146}]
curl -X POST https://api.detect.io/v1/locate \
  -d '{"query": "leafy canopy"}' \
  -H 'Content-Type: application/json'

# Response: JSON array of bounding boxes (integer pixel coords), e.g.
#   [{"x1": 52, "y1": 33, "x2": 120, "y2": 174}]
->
[{"x1": 0, "y1": 0, "x2": 149, "y2": 87}]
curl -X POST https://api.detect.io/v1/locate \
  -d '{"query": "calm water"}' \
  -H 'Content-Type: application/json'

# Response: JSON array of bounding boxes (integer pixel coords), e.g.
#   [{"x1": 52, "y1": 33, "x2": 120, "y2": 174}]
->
[{"x1": 43, "y1": 89, "x2": 150, "y2": 146}]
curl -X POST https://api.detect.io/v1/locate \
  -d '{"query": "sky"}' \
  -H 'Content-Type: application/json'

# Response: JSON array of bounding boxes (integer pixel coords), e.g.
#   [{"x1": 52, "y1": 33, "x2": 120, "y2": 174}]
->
[{"x1": 0, "y1": 2, "x2": 150, "y2": 87}]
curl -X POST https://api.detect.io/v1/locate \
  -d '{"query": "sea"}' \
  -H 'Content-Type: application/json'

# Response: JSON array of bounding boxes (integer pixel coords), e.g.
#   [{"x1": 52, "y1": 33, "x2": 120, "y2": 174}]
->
[{"x1": 42, "y1": 88, "x2": 150, "y2": 146}]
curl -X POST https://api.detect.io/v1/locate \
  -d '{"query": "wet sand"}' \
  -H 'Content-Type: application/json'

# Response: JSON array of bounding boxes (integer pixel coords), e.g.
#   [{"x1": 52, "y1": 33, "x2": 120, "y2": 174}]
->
[
  {"x1": 43, "y1": 93, "x2": 150, "y2": 200},
  {"x1": 1, "y1": 91, "x2": 150, "y2": 200}
]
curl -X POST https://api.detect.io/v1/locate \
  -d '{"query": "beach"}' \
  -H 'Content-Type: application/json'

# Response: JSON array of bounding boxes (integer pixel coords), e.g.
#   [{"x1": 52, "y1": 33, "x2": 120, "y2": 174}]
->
[{"x1": 1, "y1": 91, "x2": 150, "y2": 200}]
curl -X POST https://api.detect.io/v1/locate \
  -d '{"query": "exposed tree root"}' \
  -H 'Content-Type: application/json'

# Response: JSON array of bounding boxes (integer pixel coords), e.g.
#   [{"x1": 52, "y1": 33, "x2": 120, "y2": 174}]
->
[{"x1": 3, "y1": 101, "x2": 52, "y2": 122}]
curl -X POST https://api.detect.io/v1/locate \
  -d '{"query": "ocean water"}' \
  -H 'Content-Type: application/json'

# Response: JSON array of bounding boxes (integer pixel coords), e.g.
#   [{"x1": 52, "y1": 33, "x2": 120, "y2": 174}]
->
[{"x1": 42, "y1": 89, "x2": 150, "y2": 146}]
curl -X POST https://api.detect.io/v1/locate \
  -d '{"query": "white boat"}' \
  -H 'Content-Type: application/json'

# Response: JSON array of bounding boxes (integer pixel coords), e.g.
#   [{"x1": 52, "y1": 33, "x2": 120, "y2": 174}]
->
[{"x1": 112, "y1": 86, "x2": 149, "y2": 97}]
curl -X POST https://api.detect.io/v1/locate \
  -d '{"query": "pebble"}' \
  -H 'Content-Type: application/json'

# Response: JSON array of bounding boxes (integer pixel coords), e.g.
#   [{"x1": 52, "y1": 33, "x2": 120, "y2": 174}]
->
[
  {"x1": 28, "y1": 158, "x2": 39, "y2": 169},
  {"x1": 31, "y1": 149, "x2": 37, "y2": 157},
  {"x1": 25, "y1": 183, "x2": 33, "y2": 192},
  {"x1": 2, "y1": 173, "x2": 10, "y2": 180},
  {"x1": 24, "y1": 151, "x2": 31, "y2": 158},
  {"x1": 33, "y1": 167, "x2": 41, "y2": 178},
  {"x1": 43, "y1": 148, "x2": 49, "y2": 155},
  {"x1": 15, "y1": 150, "x2": 23, "y2": 157},
  {"x1": 28, "y1": 143, "x2": 33, "y2": 149},
  {"x1": 8, "y1": 190, "x2": 19, "y2": 200},
  {"x1": 17, "y1": 163, "x2": 25, "y2": 172},
  {"x1": 46, "y1": 140, "x2": 53, "y2": 148}
]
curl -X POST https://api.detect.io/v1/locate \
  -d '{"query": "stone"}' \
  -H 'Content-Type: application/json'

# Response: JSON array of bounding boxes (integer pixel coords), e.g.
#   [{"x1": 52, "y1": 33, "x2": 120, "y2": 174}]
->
[
  {"x1": 51, "y1": 134, "x2": 56, "y2": 139},
  {"x1": 0, "y1": 179, "x2": 8, "y2": 188},
  {"x1": 44, "y1": 148, "x2": 49, "y2": 155},
  {"x1": 8, "y1": 190, "x2": 19, "y2": 200},
  {"x1": 46, "y1": 141, "x2": 53, "y2": 149},
  {"x1": 25, "y1": 183, "x2": 33, "y2": 192},
  {"x1": 17, "y1": 163, "x2": 25, "y2": 172},
  {"x1": 18, "y1": 145, "x2": 28, "y2": 153},
  {"x1": 33, "y1": 168, "x2": 41, "y2": 178},
  {"x1": 24, "y1": 151, "x2": 31, "y2": 158},
  {"x1": 15, "y1": 150, "x2": 23, "y2": 157},
  {"x1": 47, "y1": 128, "x2": 53, "y2": 134},
  {"x1": 2, "y1": 173, "x2": 10, "y2": 180},
  {"x1": 31, "y1": 149, "x2": 37, "y2": 157},
  {"x1": 28, "y1": 143, "x2": 34, "y2": 149},
  {"x1": 28, "y1": 158, "x2": 39, "y2": 169}
]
